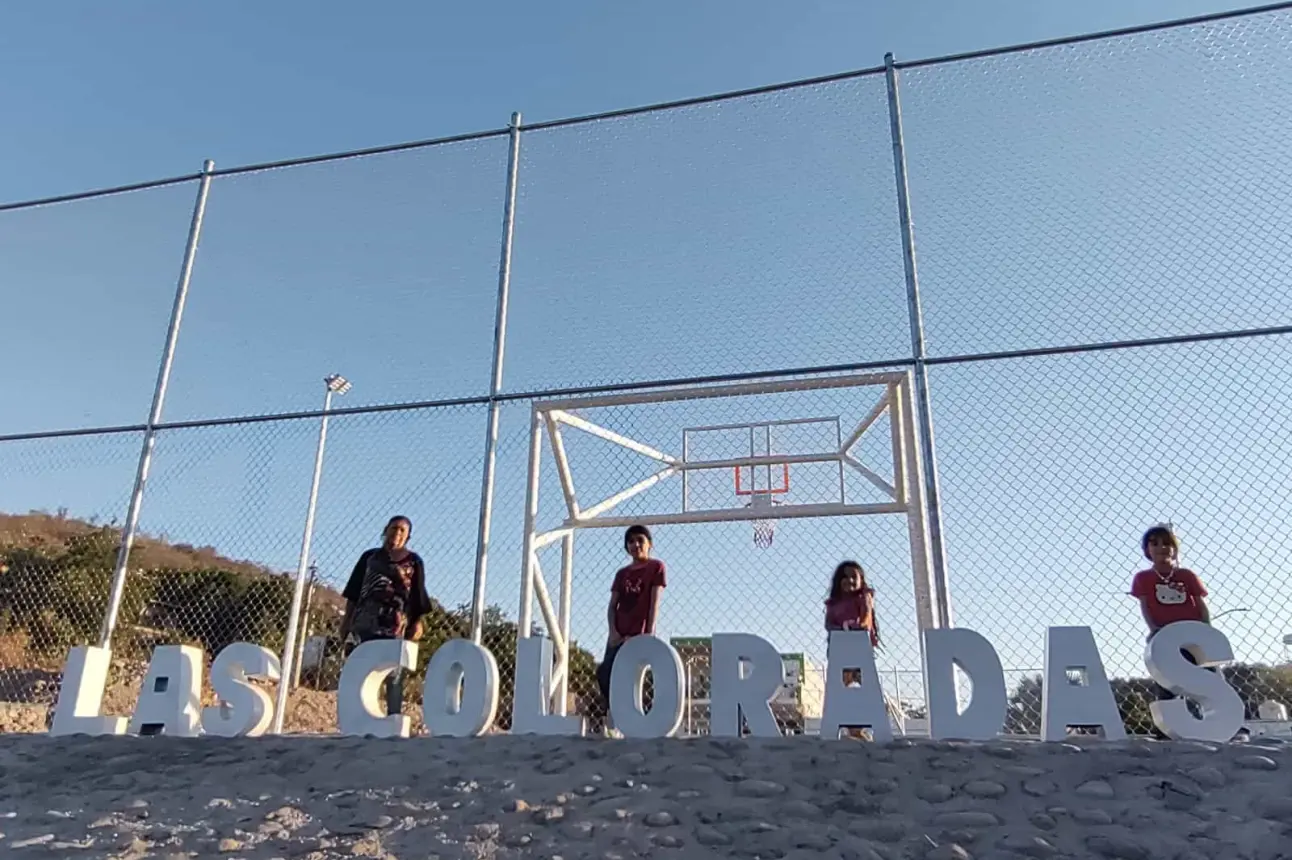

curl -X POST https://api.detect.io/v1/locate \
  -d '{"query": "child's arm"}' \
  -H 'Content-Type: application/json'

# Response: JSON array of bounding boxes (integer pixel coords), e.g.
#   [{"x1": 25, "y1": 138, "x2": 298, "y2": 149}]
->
[
  {"x1": 1188, "y1": 572, "x2": 1211, "y2": 624},
  {"x1": 864, "y1": 591, "x2": 880, "y2": 648},
  {"x1": 1138, "y1": 600, "x2": 1159, "y2": 634},
  {"x1": 646, "y1": 586, "x2": 662, "y2": 635},
  {"x1": 1130, "y1": 573, "x2": 1159, "y2": 635},
  {"x1": 607, "y1": 591, "x2": 622, "y2": 645}
]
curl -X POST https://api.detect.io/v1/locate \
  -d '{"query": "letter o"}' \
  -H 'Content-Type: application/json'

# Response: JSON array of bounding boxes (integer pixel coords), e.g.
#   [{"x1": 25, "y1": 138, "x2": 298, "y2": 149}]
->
[
  {"x1": 609, "y1": 635, "x2": 684, "y2": 738},
  {"x1": 422, "y1": 639, "x2": 499, "y2": 737}
]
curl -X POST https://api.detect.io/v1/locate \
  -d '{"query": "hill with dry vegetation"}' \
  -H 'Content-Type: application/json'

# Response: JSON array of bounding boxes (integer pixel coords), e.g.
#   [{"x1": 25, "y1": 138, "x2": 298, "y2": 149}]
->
[{"x1": 0, "y1": 510, "x2": 598, "y2": 733}]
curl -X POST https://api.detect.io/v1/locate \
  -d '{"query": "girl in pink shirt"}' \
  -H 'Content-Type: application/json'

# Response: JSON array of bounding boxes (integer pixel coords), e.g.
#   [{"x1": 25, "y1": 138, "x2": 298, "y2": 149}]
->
[{"x1": 824, "y1": 560, "x2": 881, "y2": 651}]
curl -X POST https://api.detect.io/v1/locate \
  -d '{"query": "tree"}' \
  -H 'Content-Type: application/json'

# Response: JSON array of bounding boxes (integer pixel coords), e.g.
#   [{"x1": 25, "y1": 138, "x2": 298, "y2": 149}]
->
[
  {"x1": 1004, "y1": 663, "x2": 1292, "y2": 736},
  {"x1": 402, "y1": 603, "x2": 598, "y2": 730}
]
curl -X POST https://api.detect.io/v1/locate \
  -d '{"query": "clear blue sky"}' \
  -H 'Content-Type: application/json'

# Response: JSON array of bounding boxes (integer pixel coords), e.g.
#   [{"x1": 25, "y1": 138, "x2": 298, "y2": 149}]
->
[{"x1": 3, "y1": 0, "x2": 1290, "y2": 711}]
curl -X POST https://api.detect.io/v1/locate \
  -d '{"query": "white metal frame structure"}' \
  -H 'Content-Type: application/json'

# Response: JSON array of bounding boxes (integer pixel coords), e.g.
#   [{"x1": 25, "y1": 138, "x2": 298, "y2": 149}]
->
[{"x1": 516, "y1": 370, "x2": 944, "y2": 715}]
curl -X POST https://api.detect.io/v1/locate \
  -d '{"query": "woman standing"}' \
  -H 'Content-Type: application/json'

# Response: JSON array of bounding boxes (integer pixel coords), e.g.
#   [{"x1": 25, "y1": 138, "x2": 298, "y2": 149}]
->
[{"x1": 340, "y1": 515, "x2": 433, "y2": 714}]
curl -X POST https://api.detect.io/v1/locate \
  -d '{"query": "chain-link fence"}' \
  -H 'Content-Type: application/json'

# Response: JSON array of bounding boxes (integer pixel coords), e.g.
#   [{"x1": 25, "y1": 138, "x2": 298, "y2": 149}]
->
[{"x1": 4, "y1": 3, "x2": 1292, "y2": 737}]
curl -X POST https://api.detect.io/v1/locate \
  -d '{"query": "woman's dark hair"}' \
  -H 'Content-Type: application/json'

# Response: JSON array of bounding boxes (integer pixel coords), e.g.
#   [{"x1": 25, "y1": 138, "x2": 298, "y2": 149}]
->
[
  {"x1": 1141, "y1": 524, "x2": 1178, "y2": 560},
  {"x1": 828, "y1": 560, "x2": 867, "y2": 602},
  {"x1": 624, "y1": 524, "x2": 652, "y2": 548},
  {"x1": 385, "y1": 515, "x2": 413, "y2": 536}
]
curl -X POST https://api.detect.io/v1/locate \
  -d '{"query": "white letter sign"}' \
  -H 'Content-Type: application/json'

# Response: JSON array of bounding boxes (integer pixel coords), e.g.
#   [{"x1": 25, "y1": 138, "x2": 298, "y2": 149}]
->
[
  {"x1": 422, "y1": 639, "x2": 499, "y2": 737},
  {"x1": 923, "y1": 628, "x2": 1007, "y2": 741},
  {"x1": 338, "y1": 639, "x2": 417, "y2": 738},
  {"x1": 202, "y1": 643, "x2": 281, "y2": 737},
  {"x1": 608, "y1": 635, "x2": 684, "y2": 738},
  {"x1": 50, "y1": 646, "x2": 127, "y2": 737},
  {"x1": 1041, "y1": 626, "x2": 1125, "y2": 741},
  {"x1": 1145, "y1": 621, "x2": 1244, "y2": 743},
  {"x1": 820, "y1": 630, "x2": 892, "y2": 741},
  {"x1": 711, "y1": 633, "x2": 784, "y2": 738}
]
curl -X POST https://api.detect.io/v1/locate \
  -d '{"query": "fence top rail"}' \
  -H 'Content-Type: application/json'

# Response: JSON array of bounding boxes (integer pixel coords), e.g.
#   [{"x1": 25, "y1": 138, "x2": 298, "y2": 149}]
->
[
  {"x1": 0, "y1": 173, "x2": 203, "y2": 213},
  {"x1": 0, "y1": 1, "x2": 1286, "y2": 213},
  {"x1": 531, "y1": 371, "x2": 909, "y2": 412}
]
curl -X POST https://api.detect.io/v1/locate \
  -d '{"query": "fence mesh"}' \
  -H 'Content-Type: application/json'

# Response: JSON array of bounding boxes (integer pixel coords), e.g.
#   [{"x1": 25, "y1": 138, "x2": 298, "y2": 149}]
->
[
  {"x1": 0, "y1": 431, "x2": 142, "y2": 731},
  {"x1": 0, "y1": 182, "x2": 199, "y2": 435},
  {"x1": 504, "y1": 74, "x2": 909, "y2": 393},
  {"x1": 898, "y1": 6, "x2": 1292, "y2": 358},
  {"x1": 4, "y1": 6, "x2": 1292, "y2": 739},
  {"x1": 164, "y1": 137, "x2": 510, "y2": 421},
  {"x1": 932, "y1": 333, "x2": 1292, "y2": 735}
]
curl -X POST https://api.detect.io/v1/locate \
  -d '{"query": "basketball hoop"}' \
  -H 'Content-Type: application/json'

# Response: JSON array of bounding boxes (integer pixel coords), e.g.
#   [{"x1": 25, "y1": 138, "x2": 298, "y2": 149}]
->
[{"x1": 746, "y1": 491, "x2": 781, "y2": 549}]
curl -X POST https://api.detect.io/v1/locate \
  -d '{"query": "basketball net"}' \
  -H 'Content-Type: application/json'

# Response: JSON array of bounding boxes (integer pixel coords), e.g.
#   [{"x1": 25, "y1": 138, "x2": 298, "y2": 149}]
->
[{"x1": 747, "y1": 491, "x2": 781, "y2": 549}]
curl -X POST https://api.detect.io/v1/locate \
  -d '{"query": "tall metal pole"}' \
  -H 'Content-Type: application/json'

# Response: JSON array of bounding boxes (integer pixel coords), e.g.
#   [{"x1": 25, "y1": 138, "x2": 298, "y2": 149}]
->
[
  {"x1": 292, "y1": 564, "x2": 318, "y2": 689},
  {"x1": 470, "y1": 111, "x2": 523, "y2": 644},
  {"x1": 272, "y1": 385, "x2": 336, "y2": 734},
  {"x1": 517, "y1": 409, "x2": 544, "y2": 638},
  {"x1": 555, "y1": 531, "x2": 574, "y2": 715},
  {"x1": 98, "y1": 160, "x2": 216, "y2": 648},
  {"x1": 884, "y1": 54, "x2": 952, "y2": 629}
]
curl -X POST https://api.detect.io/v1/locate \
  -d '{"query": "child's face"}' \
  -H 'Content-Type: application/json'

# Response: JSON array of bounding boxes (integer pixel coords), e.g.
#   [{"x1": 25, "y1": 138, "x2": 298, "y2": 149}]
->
[
  {"x1": 841, "y1": 568, "x2": 862, "y2": 593},
  {"x1": 625, "y1": 534, "x2": 650, "y2": 560},
  {"x1": 1147, "y1": 534, "x2": 1177, "y2": 567}
]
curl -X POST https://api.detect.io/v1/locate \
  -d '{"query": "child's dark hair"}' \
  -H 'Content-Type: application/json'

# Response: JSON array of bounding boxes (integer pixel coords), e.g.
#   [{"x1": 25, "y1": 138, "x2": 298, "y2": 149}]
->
[
  {"x1": 624, "y1": 524, "x2": 652, "y2": 548},
  {"x1": 1140, "y1": 524, "x2": 1178, "y2": 560},
  {"x1": 386, "y1": 515, "x2": 413, "y2": 536},
  {"x1": 828, "y1": 560, "x2": 867, "y2": 602}
]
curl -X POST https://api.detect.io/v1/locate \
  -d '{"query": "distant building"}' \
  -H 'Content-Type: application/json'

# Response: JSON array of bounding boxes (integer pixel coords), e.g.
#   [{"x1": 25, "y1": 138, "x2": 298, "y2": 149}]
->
[
  {"x1": 670, "y1": 636, "x2": 825, "y2": 735},
  {"x1": 670, "y1": 636, "x2": 914, "y2": 737}
]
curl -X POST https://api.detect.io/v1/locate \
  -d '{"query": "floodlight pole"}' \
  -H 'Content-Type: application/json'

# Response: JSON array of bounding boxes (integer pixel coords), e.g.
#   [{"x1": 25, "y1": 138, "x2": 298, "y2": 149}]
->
[
  {"x1": 885, "y1": 53, "x2": 952, "y2": 628},
  {"x1": 273, "y1": 375, "x2": 347, "y2": 734},
  {"x1": 98, "y1": 159, "x2": 216, "y2": 648},
  {"x1": 470, "y1": 111, "x2": 523, "y2": 644}
]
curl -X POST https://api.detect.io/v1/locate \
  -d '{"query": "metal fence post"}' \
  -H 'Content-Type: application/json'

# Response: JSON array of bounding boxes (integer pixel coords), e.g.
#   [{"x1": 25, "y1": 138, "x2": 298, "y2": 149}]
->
[
  {"x1": 470, "y1": 111, "x2": 524, "y2": 644},
  {"x1": 273, "y1": 379, "x2": 344, "y2": 734},
  {"x1": 98, "y1": 160, "x2": 216, "y2": 648},
  {"x1": 292, "y1": 564, "x2": 318, "y2": 689},
  {"x1": 884, "y1": 54, "x2": 953, "y2": 628}
]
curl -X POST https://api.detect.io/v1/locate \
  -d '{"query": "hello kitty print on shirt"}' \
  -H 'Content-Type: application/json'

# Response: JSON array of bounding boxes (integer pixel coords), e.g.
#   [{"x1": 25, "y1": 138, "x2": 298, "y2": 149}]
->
[{"x1": 1132, "y1": 567, "x2": 1208, "y2": 628}]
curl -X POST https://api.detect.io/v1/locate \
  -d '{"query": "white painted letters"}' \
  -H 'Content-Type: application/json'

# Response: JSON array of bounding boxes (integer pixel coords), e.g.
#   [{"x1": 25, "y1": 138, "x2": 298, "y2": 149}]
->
[
  {"x1": 203, "y1": 643, "x2": 281, "y2": 738},
  {"x1": 422, "y1": 639, "x2": 500, "y2": 737},
  {"x1": 608, "y1": 635, "x2": 684, "y2": 738},
  {"x1": 820, "y1": 630, "x2": 892, "y2": 741},
  {"x1": 710, "y1": 633, "x2": 784, "y2": 738},
  {"x1": 923, "y1": 628, "x2": 1007, "y2": 741},
  {"x1": 338, "y1": 638, "x2": 417, "y2": 738},
  {"x1": 50, "y1": 646, "x2": 127, "y2": 737},
  {"x1": 52, "y1": 622, "x2": 1250, "y2": 744},
  {"x1": 1146, "y1": 621, "x2": 1244, "y2": 742},
  {"x1": 1041, "y1": 626, "x2": 1126, "y2": 741}
]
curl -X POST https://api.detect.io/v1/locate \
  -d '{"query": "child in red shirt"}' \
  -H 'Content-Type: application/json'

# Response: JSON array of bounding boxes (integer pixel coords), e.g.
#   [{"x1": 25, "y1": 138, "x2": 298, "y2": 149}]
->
[
  {"x1": 824, "y1": 560, "x2": 881, "y2": 650},
  {"x1": 1130, "y1": 524, "x2": 1211, "y2": 634},
  {"x1": 824, "y1": 560, "x2": 882, "y2": 739},
  {"x1": 590, "y1": 525, "x2": 666, "y2": 736},
  {"x1": 1130, "y1": 524, "x2": 1213, "y2": 723}
]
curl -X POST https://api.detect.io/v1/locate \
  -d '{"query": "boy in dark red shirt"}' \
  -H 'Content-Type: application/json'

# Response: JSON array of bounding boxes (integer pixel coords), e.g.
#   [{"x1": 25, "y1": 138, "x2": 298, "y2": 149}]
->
[
  {"x1": 1130, "y1": 524, "x2": 1212, "y2": 723},
  {"x1": 590, "y1": 524, "x2": 666, "y2": 736}
]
